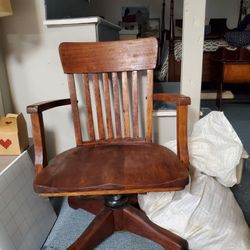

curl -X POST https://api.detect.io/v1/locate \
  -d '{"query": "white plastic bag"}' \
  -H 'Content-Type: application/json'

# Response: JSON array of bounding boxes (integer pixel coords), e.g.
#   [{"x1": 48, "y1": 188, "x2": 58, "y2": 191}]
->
[
  {"x1": 138, "y1": 111, "x2": 250, "y2": 249},
  {"x1": 165, "y1": 111, "x2": 243, "y2": 187},
  {"x1": 138, "y1": 168, "x2": 250, "y2": 250}
]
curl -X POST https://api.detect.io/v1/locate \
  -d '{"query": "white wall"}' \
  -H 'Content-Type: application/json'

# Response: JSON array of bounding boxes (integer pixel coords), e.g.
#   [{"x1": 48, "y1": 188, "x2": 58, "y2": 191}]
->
[
  {"x1": 181, "y1": 0, "x2": 206, "y2": 124},
  {"x1": 90, "y1": 0, "x2": 182, "y2": 28},
  {"x1": 90, "y1": 0, "x2": 163, "y2": 23},
  {"x1": 90, "y1": 0, "x2": 239, "y2": 29},
  {"x1": 206, "y1": 0, "x2": 240, "y2": 28},
  {"x1": 0, "y1": 0, "x2": 99, "y2": 158},
  {"x1": 0, "y1": 0, "x2": 241, "y2": 158},
  {"x1": 0, "y1": 28, "x2": 13, "y2": 115},
  {"x1": 0, "y1": 47, "x2": 7, "y2": 115}
]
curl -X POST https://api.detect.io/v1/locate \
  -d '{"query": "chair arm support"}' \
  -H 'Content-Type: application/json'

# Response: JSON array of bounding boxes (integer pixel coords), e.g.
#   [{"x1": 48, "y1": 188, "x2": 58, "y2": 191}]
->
[
  {"x1": 153, "y1": 93, "x2": 190, "y2": 169},
  {"x1": 27, "y1": 98, "x2": 71, "y2": 113},
  {"x1": 153, "y1": 93, "x2": 191, "y2": 106},
  {"x1": 26, "y1": 99, "x2": 71, "y2": 176}
]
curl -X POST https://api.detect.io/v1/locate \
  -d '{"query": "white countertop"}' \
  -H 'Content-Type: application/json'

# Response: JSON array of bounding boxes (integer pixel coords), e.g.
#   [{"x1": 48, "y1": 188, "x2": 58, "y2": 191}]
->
[
  {"x1": 0, "y1": 155, "x2": 17, "y2": 175},
  {"x1": 44, "y1": 16, "x2": 121, "y2": 30},
  {"x1": 153, "y1": 109, "x2": 177, "y2": 117},
  {"x1": 0, "y1": 140, "x2": 33, "y2": 176}
]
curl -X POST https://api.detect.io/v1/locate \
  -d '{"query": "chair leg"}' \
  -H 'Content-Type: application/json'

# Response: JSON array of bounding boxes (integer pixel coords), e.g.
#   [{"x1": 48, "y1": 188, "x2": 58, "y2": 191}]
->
[
  {"x1": 68, "y1": 195, "x2": 137, "y2": 215},
  {"x1": 68, "y1": 207, "x2": 114, "y2": 250},
  {"x1": 67, "y1": 196, "x2": 188, "y2": 250},
  {"x1": 68, "y1": 196, "x2": 104, "y2": 215},
  {"x1": 121, "y1": 205, "x2": 188, "y2": 250},
  {"x1": 216, "y1": 81, "x2": 223, "y2": 110}
]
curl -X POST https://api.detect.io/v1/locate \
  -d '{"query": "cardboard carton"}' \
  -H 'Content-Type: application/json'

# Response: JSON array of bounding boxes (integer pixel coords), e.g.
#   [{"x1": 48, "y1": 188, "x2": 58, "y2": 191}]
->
[{"x1": 0, "y1": 113, "x2": 29, "y2": 155}]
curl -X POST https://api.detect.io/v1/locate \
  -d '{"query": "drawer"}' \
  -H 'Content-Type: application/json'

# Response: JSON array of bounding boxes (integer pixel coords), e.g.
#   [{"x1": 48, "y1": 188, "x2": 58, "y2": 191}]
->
[{"x1": 223, "y1": 63, "x2": 250, "y2": 83}]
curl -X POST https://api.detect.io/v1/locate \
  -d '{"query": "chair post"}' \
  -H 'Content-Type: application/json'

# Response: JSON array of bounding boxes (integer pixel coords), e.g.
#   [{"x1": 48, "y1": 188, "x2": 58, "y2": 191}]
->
[{"x1": 104, "y1": 195, "x2": 129, "y2": 209}]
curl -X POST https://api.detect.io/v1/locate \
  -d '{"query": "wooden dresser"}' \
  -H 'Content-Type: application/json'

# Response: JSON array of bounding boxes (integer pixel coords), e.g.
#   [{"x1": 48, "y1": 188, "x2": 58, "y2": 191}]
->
[{"x1": 213, "y1": 47, "x2": 250, "y2": 109}]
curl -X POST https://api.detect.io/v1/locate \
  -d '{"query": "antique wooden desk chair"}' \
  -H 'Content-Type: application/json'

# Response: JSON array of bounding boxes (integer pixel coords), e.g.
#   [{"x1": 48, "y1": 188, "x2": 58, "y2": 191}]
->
[{"x1": 27, "y1": 38, "x2": 190, "y2": 249}]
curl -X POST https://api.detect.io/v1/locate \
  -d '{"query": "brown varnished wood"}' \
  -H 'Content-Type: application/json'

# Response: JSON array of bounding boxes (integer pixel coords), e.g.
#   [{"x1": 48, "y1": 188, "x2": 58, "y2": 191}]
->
[
  {"x1": 176, "y1": 105, "x2": 189, "y2": 168},
  {"x1": 26, "y1": 99, "x2": 71, "y2": 176},
  {"x1": 27, "y1": 99, "x2": 71, "y2": 113},
  {"x1": 59, "y1": 38, "x2": 158, "y2": 74},
  {"x1": 68, "y1": 196, "x2": 104, "y2": 215},
  {"x1": 213, "y1": 47, "x2": 250, "y2": 62},
  {"x1": 167, "y1": 2, "x2": 249, "y2": 84},
  {"x1": 112, "y1": 72, "x2": 122, "y2": 138},
  {"x1": 113, "y1": 209, "x2": 124, "y2": 231},
  {"x1": 68, "y1": 208, "x2": 114, "y2": 250},
  {"x1": 216, "y1": 77, "x2": 223, "y2": 110},
  {"x1": 146, "y1": 70, "x2": 153, "y2": 142},
  {"x1": 67, "y1": 204, "x2": 188, "y2": 250},
  {"x1": 153, "y1": 93, "x2": 191, "y2": 168},
  {"x1": 168, "y1": 53, "x2": 220, "y2": 83},
  {"x1": 68, "y1": 195, "x2": 138, "y2": 216},
  {"x1": 82, "y1": 74, "x2": 95, "y2": 140},
  {"x1": 122, "y1": 72, "x2": 130, "y2": 137},
  {"x1": 168, "y1": 0, "x2": 178, "y2": 82},
  {"x1": 27, "y1": 38, "x2": 191, "y2": 249},
  {"x1": 30, "y1": 113, "x2": 47, "y2": 176},
  {"x1": 68, "y1": 74, "x2": 82, "y2": 145},
  {"x1": 167, "y1": 43, "x2": 250, "y2": 84},
  {"x1": 213, "y1": 47, "x2": 240, "y2": 62},
  {"x1": 223, "y1": 63, "x2": 250, "y2": 83},
  {"x1": 239, "y1": 48, "x2": 250, "y2": 61},
  {"x1": 169, "y1": 0, "x2": 175, "y2": 54},
  {"x1": 38, "y1": 187, "x2": 184, "y2": 197},
  {"x1": 216, "y1": 62, "x2": 250, "y2": 109},
  {"x1": 168, "y1": 52, "x2": 177, "y2": 82},
  {"x1": 212, "y1": 48, "x2": 250, "y2": 109},
  {"x1": 123, "y1": 205, "x2": 188, "y2": 250},
  {"x1": 103, "y1": 73, "x2": 113, "y2": 139},
  {"x1": 80, "y1": 137, "x2": 146, "y2": 146},
  {"x1": 34, "y1": 143, "x2": 189, "y2": 196},
  {"x1": 59, "y1": 38, "x2": 160, "y2": 143},
  {"x1": 93, "y1": 73, "x2": 105, "y2": 140},
  {"x1": 132, "y1": 71, "x2": 139, "y2": 137},
  {"x1": 153, "y1": 93, "x2": 191, "y2": 106}
]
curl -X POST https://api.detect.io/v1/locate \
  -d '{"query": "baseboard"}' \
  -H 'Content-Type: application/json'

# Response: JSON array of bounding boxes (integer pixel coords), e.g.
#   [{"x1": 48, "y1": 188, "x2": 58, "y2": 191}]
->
[{"x1": 201, "y1": 91, "x2": 234, "y2": 100}]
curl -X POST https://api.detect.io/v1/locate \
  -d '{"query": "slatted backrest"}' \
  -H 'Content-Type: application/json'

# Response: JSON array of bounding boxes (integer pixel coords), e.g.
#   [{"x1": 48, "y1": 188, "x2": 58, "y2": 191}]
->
[{"x1": 59, "y1": 38, "x2": 158, "y2": 145}]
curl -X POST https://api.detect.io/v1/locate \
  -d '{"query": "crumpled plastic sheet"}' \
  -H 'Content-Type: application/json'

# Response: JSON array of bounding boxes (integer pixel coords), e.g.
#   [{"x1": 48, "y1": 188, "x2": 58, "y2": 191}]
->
[{"x1": 139, "y1": 111, "x2": 250, "y2": 249}]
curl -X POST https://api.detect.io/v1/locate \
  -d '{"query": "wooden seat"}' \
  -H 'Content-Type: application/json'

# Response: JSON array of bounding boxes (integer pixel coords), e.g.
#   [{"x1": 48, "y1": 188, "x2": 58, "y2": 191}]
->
[
  {"x1": 34, "y1": 143, "x2": 189, "y2": 196},
  {"x1": 27, "y1": 38, "x2": 191, "y2": 249}
]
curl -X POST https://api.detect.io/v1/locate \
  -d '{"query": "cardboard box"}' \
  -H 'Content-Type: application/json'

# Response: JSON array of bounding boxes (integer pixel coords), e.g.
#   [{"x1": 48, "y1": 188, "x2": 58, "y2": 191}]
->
[{"x1": 0, "y1": 113, "x2": 29, "y2": 155}]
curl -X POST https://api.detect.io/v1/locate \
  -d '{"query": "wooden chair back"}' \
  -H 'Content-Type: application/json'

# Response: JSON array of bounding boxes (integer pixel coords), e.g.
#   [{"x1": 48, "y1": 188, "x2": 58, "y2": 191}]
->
[{"x1": 59, "y1": 38, "x2": 158, "y2": 145}]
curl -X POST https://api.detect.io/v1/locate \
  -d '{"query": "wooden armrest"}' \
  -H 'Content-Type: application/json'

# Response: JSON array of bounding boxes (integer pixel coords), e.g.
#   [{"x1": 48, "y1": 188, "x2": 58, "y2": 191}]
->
[
  {"x1": 154, "y1": 93, "x2": 190, "y2": 169},
  {"x1": 153, "y1": 93, "x2": 191, "y2": 106},
  {"x1": 26, "y1": 98, "x2": 71, "y2": 176},
  {"x1": 27, "y1": 98, "x2": 71, "y2": 113}
]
